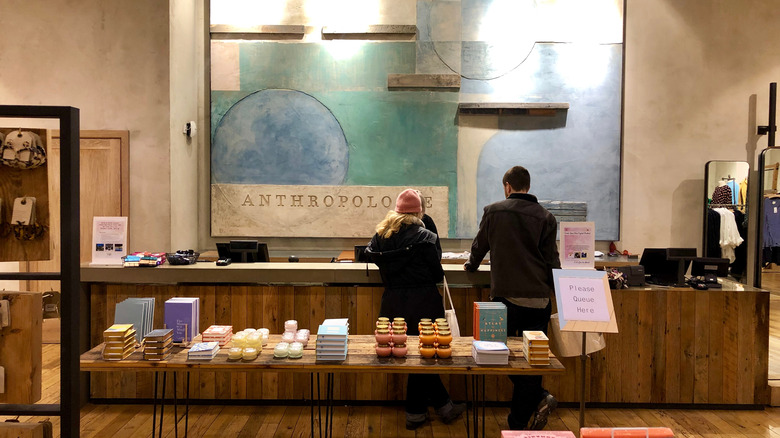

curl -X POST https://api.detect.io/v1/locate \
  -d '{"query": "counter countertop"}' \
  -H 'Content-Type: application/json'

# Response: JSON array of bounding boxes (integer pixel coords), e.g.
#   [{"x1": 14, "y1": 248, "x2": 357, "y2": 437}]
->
[{"x1": 81, "y1": 262, "x2": 492, "y2": 286}]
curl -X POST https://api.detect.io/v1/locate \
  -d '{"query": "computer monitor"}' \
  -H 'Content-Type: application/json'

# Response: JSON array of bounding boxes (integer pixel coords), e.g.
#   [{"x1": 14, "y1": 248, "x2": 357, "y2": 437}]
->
[
  {"x1": 216, "y1": 241, "x2": 270, "y2": 263},
  {"x1": 691, "y1": 257, "x2": 729, "y2": 286},
  {"x1": 639, "y1": 248, "x2": 696, "y2": 286},
  {"x1": 354, "y1": 245, "x2": 368, "y2": 262}
]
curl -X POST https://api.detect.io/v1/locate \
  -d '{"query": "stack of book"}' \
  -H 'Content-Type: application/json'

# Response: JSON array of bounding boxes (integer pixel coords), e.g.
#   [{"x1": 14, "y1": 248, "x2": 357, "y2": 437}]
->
[
  {"x1": 471, "y1": 340, "x2": 509, "y2": 365},
  {"x1": 188, "y1": 341, "x2": 220, "y2": 360},
  {"x1": 473, "y1": 301, "x2": 507, "y2": 343},
  {"x1": 202, "y1": 325, "x2": 233, "y2": 346},
  {"x1": 114, "y1": 297, "x2": 155, "y2": 343},
  {"x1": 164, "y1": 297, "x2": 200, "y2": 343},
  {"x1": 522, "y1": 330, "x2": 550, "y2": 366},
  {"x1": 316, "y1": 318, "x2": 349, "y2": 361},
  {"x1": 103, "y1": 324, "x2": 136, "y2": 360},
  {"x1": 143, "y1": 328, "x2": 173, "y2": 361}
]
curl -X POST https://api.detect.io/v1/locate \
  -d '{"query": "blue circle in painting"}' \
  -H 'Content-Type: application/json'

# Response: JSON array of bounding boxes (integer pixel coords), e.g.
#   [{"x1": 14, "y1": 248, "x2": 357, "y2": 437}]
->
[{"x1": 212, "y1": 89, "x2": 348, "y2": 185}]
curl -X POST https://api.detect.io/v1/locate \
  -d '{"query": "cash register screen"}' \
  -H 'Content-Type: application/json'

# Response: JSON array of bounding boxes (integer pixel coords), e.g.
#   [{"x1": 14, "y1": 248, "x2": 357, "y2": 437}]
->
[{"x1": 216, "y1": 241, "x2": 270, "y2": 263}]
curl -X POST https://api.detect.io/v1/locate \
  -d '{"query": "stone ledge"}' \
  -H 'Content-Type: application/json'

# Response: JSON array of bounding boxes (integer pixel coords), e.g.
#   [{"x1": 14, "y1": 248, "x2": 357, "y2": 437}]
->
[
  {"x1": 322, "y1": 25, "x2": 417, "y2": 40},
  {"x1": 458, "y1": 102, "x2": 569, "y2": 116},
  {"x1": 387, "y1": 74, "x2": 460, "y2": 89},
  {"x1": 210, "y1": 24, "x2": 305, "y2": 40}
]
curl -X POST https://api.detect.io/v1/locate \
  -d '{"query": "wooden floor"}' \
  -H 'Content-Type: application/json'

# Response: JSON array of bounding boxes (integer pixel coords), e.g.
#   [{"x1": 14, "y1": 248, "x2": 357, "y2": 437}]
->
[{"x1": 2, "y1": 345, "x2": 780, "y2": 437}]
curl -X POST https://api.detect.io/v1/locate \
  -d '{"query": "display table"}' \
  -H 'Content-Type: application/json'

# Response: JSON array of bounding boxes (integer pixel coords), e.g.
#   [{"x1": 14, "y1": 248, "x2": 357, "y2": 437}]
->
[
  {"x1": 82, "y1": 335, "x2": 564, "y2": 438},
  {"x1": 80, "y1": 335, "x2": 563, "y2": 374},
  {"x1": 81, "y1": 263, "x2": 770, "y2": 406}
]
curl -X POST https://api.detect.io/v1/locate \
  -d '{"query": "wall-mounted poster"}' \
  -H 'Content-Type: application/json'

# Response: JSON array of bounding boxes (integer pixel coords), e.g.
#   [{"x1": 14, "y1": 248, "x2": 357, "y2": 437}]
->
[{"x1": 91, "y1": 217, "x2": 127, "y2": 266}]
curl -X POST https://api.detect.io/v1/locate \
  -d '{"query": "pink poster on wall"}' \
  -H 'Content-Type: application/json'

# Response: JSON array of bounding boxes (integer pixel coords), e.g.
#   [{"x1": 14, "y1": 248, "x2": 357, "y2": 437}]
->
[{"x1": 560, "y1": 221, "x2": 595, "y2": 269}]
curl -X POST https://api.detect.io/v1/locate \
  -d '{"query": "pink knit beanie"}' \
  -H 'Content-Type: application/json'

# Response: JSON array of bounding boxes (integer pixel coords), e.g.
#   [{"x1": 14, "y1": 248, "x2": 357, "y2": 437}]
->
[{"x1": 394, "y1": 188, "x2": 422, "y2": 213}]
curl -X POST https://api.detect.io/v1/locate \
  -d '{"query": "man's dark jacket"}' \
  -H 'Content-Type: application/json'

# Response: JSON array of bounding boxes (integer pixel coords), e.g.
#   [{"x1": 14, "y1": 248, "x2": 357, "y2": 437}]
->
[{"x1": 465, "y1": 193, "x2": 560, "y2": 299}]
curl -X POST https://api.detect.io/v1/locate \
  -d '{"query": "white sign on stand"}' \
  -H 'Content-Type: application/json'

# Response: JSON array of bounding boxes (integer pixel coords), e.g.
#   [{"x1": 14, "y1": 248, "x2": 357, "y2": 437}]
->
[
  {"x1": 90, "y1": 216, "x2": 128, "y2": 266},
  {"x1": 553, "y1": 269, "x2": 618, "y2": 333}
]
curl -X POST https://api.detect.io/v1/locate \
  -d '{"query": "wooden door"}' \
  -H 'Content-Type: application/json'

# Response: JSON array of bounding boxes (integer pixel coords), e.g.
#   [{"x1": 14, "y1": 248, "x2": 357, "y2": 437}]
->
[{"x1": 26, "y1": 130, "x2": 129, "y2": 293}]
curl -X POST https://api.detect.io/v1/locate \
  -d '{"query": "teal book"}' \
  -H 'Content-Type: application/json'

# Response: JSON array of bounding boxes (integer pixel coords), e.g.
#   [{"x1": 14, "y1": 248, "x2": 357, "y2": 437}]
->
[{"x1": 473, "y1": 302, "x2": 507, "y2": 343}]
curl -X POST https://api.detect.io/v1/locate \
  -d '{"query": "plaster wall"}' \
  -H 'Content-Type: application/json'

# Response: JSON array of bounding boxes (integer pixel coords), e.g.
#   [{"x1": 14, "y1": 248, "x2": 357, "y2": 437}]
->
[
  {"x1": 5, "y1": 1, "x2": 780, "y2": 258},
  {"x1": 621, "y1": 0, "x2": 780, "y2": 253},
  {"x1": 0, "y1": 0, "x2": 171, "y2": 252}
]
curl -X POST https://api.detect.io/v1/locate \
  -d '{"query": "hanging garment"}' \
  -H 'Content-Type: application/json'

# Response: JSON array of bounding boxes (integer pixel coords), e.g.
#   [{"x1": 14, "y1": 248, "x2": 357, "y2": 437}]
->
[
  {"x1": 706, "y1": 209, "x2": 721, "y2": 258},
  {"x1": 712, "y1": 185, "x2": 733, "y2": 205},
  {"x1": 738, "y1": 179, "x2": 748, "y2": 212},
  {"x1": 763, "y1": 197, "x2": 780, "y2": 249},
  {"x1": 731, "y1": 209, "x2": 747, "y2": 276},
  {"x1": 714, "y1": 208, "x2": 742, "y2": 263},
  {"x1": 727, "y1": 180, "x2": 738, "y2": 205}
]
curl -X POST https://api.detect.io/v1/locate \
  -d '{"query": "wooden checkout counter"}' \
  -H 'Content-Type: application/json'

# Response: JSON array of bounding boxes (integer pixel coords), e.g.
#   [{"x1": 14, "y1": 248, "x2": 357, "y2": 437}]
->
[{"x1": 81, "y1": 255, "x2": 769, "y2": 406}]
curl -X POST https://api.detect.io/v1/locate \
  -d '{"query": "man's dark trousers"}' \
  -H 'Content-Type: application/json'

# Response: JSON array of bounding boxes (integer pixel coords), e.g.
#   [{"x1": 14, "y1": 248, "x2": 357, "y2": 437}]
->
[{"x1": 493, "y1": 297, "x2": 552, "y2": 429}]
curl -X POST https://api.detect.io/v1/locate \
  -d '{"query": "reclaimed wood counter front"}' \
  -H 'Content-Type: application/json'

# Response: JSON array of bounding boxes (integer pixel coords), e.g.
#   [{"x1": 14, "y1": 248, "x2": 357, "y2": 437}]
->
[{"x1": 81, "y1": 264, "x2": 769, "y2": 406}]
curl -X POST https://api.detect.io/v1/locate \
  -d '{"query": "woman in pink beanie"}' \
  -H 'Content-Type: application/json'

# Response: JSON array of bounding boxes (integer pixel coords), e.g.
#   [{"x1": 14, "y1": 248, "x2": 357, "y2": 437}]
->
[{"x1": 365, "y1": 188, "x2": 465, "y2": 430}]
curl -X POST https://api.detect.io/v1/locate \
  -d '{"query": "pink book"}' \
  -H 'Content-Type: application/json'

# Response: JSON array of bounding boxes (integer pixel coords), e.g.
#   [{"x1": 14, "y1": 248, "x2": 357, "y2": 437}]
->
[
  {"x1": 501, "y1": 432, "x2": 576, "y2": 438},
  {"x1": 580, "y1": 428, "x2": 674, "y2": 438}
]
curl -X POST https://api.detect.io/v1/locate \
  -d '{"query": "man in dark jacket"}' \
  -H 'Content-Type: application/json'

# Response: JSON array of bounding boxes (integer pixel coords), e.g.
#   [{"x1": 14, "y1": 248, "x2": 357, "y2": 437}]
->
[{"x1": 464, "y1": 166, "x2": 560, "y2": 430}]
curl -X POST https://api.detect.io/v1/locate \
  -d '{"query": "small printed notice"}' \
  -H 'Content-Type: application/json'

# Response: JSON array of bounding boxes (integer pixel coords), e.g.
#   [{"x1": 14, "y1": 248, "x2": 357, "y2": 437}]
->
[
  {"x1": 552, "y1": 269, "x2": 618, "y2": 334},
  {"x1": 91, "y1": 216, "x2": 128, "y2": 266},
  {"x1": 560, "y1": 221, "x2": 595, "y2": 269}
]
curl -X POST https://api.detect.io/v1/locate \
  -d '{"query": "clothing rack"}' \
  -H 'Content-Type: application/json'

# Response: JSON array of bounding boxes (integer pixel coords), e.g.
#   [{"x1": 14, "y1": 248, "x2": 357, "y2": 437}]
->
[{"x1": 709, "y1": 203, "x2": 745, "y2": 208}]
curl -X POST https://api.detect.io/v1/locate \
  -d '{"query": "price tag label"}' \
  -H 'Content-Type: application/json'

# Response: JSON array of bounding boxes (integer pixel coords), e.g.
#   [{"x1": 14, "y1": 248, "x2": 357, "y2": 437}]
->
[{"x1": 11, "y1": 197, "x2": 35, "y2": 225}]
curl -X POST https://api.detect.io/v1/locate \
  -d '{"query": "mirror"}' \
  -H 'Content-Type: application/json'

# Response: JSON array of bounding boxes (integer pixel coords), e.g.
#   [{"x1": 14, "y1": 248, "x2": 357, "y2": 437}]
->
[
  {"x1": 759, "y1": 148, "x2": 780, "y2": 381},
  {"x1": 703, "y1": 160, "x2": 750, "y2": 281},
  {"x1": 760, "y1": 149, "x2": 780, "y2": 272}
]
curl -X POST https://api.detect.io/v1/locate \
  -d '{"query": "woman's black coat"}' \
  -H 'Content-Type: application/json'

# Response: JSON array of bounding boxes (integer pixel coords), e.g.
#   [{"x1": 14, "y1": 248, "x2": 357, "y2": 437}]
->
[{"x1": 365, "y1": 223, "x2": 444, "y2": 335}]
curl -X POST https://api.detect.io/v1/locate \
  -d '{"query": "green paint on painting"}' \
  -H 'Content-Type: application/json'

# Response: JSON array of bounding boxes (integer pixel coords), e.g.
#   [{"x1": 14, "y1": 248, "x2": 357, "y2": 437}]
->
[
  {"x1": 313, "y1": 91, "x2": 459, "y2": 236},
  {"x1": 211, "y1": 90, "x2": 254, "y2": 140},
  {"x1": 238, "y1": 42, "x2": 415, "y2": 92}
]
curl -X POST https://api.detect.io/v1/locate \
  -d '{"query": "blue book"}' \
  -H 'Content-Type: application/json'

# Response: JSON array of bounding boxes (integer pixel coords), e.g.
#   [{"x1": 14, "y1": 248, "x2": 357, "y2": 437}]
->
[
  {"x1": 473, "y1": 302, "x2": 507, "y2": 343},
  {"x1": 115, "y1": 297, "x2": 155, "y2": 342},
  {"x1": 317, "y1": 324, "x2": 349, "y2": 339}
]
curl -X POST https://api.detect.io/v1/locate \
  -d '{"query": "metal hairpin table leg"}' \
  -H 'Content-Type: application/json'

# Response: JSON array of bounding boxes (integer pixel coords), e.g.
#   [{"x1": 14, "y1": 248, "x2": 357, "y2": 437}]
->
[
  {"x1": 471, "y1": 375, "x2": 478, "y2": 438},
  {"x1": 481, "y1": 375, "x2": 485, "y2": 438},
  {"x1": 174, "y1": 372, "x2": 178, "y2": 438},
  {"x1": 464, "y1": 375, "x2": 470, "y2": 438},
  {"x1": 317, "y1": 373, "x2": 323, "y2": 438},
  {"x1": 310, "y1": 373, "x2": 315, "y2": 438},
  {"x1": 328, "y1": 373, "x2": 334, "y2": 438},
  {"x1": 185, "y1": 372, "x2": 190, "y2": 438},
  {"x1": 152, "y1": 371, "x2": 159, "y2": 437},
  {"x1": 159, "y1": 372, "x2": 167, "y2": 438}
]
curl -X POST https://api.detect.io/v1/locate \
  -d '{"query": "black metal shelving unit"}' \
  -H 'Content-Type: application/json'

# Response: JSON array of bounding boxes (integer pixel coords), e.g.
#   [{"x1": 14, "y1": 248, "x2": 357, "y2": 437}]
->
[{"x1": 0, "y1": 106, "x2": 80, "y2": 438}]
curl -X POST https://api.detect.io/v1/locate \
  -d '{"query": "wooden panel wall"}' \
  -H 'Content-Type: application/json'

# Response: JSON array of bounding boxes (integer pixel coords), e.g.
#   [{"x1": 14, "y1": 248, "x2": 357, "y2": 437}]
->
[
  {"x1": 0, "y1": 291, "x2": 42, "y2": 404},
  {"x1": 543, "y1": 288, "x2": 770, "y2": 405},
  {"x1": 87, "y1": 284, "x2": 769, "y2": 405}
]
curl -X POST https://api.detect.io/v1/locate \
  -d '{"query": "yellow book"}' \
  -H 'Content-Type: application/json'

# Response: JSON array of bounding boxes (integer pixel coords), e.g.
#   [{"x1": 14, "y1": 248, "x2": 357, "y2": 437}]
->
[{"x1": 104, "y1": 324, "x2": 134, "y2": 338}]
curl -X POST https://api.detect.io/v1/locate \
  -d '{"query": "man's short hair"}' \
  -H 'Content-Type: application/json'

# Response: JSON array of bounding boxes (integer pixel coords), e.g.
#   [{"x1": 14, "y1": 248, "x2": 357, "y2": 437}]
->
[{"x1": 502, "y1": 166, "x2": 531, "y2": 192}]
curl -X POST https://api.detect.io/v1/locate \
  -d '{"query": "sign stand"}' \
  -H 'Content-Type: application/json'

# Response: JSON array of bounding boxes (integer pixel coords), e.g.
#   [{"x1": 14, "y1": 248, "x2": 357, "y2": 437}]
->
[
  {"x1": 552, "y1": 268, "x2": 619, "y2": 429},
  {"x1": 579, "y1": 331, "x2": 587, "y2": 428}
]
